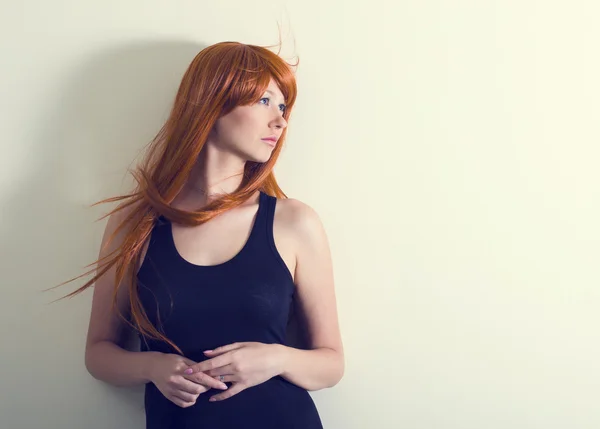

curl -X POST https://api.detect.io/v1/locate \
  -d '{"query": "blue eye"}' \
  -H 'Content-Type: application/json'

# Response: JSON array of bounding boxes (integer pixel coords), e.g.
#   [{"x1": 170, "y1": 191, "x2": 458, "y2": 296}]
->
[{"x1": 259, "y1": 97, "x2": 287, "y2": 113}]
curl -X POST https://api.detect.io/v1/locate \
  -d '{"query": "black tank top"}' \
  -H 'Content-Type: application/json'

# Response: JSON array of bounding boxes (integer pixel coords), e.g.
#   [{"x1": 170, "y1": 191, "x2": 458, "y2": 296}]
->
[{"x1": 136, "y1": 191, "x2": 323, "y2": 429}]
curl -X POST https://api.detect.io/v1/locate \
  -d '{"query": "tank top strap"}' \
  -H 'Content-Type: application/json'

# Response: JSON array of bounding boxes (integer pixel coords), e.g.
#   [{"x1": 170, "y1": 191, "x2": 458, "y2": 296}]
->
[
  {"x1": 254, "y1": 190, "x2": 285, "y2": 261},
  {"x1": 256, "y1": 190, "x2": 270, "y2": 227},
  {"x1": 256, "y1": 191, "x2": 294, "y2": 282},
  {"x1": 245, "y1": 190, "x2": 270, "y2": 248},
  {"x1": 261, "y1": 191, "x2": 277, "y2": 244},
  {"x1": 236, "y1": 190, "x2": 272, "y2": 254},
  {"x1": 141, "y1": 214, "x2": 177, "y2": 266}
]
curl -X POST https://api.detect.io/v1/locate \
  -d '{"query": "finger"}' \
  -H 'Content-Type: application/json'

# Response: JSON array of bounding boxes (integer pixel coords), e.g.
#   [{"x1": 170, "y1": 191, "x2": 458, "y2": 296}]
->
[
  {"x1": 206, "y1": 364, "x2": 236, "y2": 377},
  {"x1": 209, "y1": 382, "x2": 246, "y2": 402},
  {"x1": 171, "y1": 394, "x2": 196, "y2": 408},
  {"x1": 172, "y1": 390, "x2": 198, "y2": 403},
  {"x1": 185, "y1": 354, "x2": 232, "y2": 374},
  {"x1": 178, "y1": 378, "x2": 210, "y2": 395},
  {"x1": 204, "y1": 342, "x2": 245, "y2": 356},
  {"x1": 182, "y1": 371, "x2": 228, "y2": 390},
  {"x1": 214, "y1": 374, "x2": 240, "y2": 384}
]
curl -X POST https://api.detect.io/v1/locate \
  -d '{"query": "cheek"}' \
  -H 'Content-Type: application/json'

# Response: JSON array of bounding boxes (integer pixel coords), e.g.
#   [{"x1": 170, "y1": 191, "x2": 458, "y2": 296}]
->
[
  {"x1": 213, "y1": 106, "x2": 263, "y2": 148},
  {"x1": 235, "y1": 109, "x2": 261, "y2": 132},
  {"x1": 229, "y1": 113, "x2": 262, "y2": 141},
  {"x1": 220, "y1": 110, "x2": 257, "y2": 136}
]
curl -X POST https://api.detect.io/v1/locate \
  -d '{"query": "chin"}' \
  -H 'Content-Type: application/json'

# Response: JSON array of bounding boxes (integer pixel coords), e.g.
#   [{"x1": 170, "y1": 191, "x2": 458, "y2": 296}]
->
[
  {"x1": 247, "y1": 155, "x2": 272, "y2": 164},
  {"x1": 245, "y1": 149, "x2": 275, "y2": 164}
]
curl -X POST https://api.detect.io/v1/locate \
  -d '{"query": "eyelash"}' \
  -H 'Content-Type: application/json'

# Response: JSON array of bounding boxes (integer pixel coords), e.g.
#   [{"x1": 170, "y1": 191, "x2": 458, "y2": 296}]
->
[{"x1": 259, "y1": 97, "x2": 287, "y2": 113}]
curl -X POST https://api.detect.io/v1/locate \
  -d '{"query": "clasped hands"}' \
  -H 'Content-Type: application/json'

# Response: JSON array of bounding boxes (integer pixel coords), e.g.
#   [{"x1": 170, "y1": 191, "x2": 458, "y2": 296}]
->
[{"x1": 182, "y1": 341, "x2": 285, "y2": 402}]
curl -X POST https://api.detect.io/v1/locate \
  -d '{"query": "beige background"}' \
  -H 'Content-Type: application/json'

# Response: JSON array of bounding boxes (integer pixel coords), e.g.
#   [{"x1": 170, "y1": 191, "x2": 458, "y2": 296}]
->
[{"x1": 1, "y1": 1, "x2": 599, "y2": 428}]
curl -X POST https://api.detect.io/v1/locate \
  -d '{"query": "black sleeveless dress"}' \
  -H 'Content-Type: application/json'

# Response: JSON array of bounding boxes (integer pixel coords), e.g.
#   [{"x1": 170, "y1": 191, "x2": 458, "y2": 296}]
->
[{"x1": 136, "y1": 191, "x2": 324, "y2": 429}]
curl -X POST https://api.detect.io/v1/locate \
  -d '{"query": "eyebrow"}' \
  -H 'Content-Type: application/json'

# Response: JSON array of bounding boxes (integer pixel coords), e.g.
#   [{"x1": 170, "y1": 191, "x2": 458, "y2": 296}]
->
[{"x1": 265, "y1": 89, "x2": 286, "y2": 103}]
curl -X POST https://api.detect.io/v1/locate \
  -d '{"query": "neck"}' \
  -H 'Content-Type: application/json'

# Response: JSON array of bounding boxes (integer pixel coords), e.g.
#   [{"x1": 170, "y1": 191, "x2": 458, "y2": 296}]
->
[{"x1": 183, "y1": 146, "x2": 246, "y2": 203}]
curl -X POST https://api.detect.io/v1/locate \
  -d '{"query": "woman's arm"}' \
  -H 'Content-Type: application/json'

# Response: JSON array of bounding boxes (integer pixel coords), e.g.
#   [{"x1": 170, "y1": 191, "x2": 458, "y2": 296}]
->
[
  {"x1": 275, "y1": 199, "x2": 345, "y2": 391},
  {"x1": 86, "y1": 341, "x2": 158, "y2": 387},
  {"x1": 84, "y1": 205, "x2": 157, "y2": 387}
]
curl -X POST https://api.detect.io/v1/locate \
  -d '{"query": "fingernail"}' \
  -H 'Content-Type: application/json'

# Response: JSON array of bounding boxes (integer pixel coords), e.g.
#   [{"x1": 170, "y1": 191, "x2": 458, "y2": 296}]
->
[
  {"x1": 220, "y1": 384, "x2": 228, "y2": 389},
  {"x1": 184, "y1": 368, "x2": 193, "y2": 374},
  {"x1": 204, "y1": 350, "x2": 213, "y2": 353},
  {"x1": 209, "y1": 397, "x2": 217, "y2": 402}
]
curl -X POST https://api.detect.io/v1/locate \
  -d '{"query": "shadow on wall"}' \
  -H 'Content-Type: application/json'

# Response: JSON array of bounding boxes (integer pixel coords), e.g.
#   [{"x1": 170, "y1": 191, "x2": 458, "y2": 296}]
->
[{"x1": 1, "y1": 40, "x2": 207, "y2": 428}]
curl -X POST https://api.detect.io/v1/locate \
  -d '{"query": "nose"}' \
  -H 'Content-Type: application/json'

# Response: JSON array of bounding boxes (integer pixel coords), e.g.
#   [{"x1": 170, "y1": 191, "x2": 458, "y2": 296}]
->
[
  {"x1": 274, "y1": 117, "x2": 287, "y2": 130},
  {"x1": 270, "y1": 110, "x2": 287, "y2": 130}
]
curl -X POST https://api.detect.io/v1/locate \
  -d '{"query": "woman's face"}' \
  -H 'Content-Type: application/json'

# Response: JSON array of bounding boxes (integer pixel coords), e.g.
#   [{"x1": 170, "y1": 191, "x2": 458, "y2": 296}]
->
[{"x1": 207, "y1": 79, "x2": 288, "y2": 163}]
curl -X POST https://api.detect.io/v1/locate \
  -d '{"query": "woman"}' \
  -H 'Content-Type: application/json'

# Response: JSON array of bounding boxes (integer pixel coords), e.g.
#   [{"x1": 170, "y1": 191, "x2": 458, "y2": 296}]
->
[{"x1": 63, "y1": 41, "x2": 344, "y2": 428}]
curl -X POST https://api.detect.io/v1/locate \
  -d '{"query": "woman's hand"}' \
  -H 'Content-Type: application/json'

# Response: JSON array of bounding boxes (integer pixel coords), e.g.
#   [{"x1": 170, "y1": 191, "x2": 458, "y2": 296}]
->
[
  {"x1": 148, "y1": 352, "x2": 229, "y2": 408},
  {"x1": 182, "y1": 342, "x2": 286, "y2": 402}
]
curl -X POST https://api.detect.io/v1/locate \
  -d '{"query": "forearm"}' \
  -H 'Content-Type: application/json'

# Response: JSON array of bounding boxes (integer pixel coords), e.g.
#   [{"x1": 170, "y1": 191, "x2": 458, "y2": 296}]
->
[
  {"x1": 276, "y1": 345, "x2": 344, "y2": 391},
  {"x1": 85, "y1": 340, "x2": 158, "y2": 387}
]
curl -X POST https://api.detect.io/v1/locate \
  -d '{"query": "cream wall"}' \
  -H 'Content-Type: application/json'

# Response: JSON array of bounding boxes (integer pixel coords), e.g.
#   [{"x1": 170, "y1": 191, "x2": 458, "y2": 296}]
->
[{"x1": 1, "y1": 1, "x2": 599, "y2": 428}]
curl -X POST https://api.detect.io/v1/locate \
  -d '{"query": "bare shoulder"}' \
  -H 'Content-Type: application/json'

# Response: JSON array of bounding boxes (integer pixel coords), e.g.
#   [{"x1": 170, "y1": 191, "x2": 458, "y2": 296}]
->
[
  {"x1": 273, "y1": 197, "x2": 330, "y2": 274},
  {"x1": 274, "y1": 197, "x2": 326, "y2": 235}
]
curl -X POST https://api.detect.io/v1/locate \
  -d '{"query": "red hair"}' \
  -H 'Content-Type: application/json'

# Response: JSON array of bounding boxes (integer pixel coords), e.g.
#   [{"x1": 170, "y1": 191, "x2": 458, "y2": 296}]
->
[{"x1": 53, "y1": 40, "x2": 299, "y2": 354}]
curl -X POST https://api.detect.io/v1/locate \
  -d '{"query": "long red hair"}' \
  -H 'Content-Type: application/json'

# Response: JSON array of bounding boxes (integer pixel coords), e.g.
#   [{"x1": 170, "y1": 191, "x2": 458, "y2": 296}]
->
[{"x1": 52, "y1": 40, "x2": 299, "y2": 354}]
